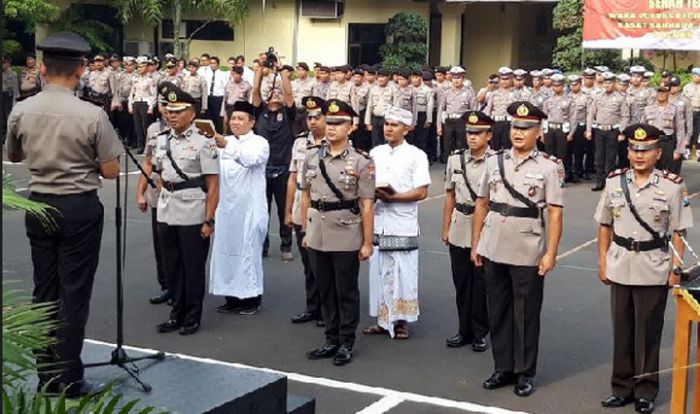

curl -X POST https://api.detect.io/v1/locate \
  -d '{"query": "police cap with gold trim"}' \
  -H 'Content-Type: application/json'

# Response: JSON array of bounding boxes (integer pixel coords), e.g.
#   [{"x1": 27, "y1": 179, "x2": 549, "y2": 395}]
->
[
  {"x1": 323, "y1": 99, "x2": 357, "y2": 124},
  {"x1": 159, "y1": 81, "x2": 196, "y2": 112},
  {"x1": 301, "y1": 96, "x2": 325, "y2": 117},
  {"x1": 507, "y1": 101, "x2": 547, "y2": 128},
  {"x1": 463, "y1": 111, "x2": 494, "y2": 133},
  {"x1": 623, "y1": 123, "x2": 663, "y2": 151}
]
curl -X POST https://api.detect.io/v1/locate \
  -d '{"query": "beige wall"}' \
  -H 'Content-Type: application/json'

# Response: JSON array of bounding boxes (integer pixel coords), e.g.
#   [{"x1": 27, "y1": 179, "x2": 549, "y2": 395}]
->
[{"x1": 438, "y1": 2, "x2": 464, "y2": 68}]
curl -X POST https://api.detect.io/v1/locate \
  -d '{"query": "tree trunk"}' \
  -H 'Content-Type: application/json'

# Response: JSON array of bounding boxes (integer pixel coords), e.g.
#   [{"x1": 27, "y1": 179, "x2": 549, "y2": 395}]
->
[{"x1": 173, "y1": 0, "x2": 183, "y2": 58}]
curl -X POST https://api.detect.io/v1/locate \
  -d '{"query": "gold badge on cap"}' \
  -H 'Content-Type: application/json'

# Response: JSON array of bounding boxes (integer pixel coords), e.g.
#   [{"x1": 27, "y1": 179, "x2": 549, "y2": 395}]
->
[
  {"x1": 160, "y1": 85, "x2": 169, "y2": 94},
  {"x1": 306, "y1": 99, "x2": 317, "y2": 109},
  {"x1": 516, "y1": 104, "x2": 529, "y2": 117},
  {"x1": 634, "y1": 127, "x2": 647, "y2": 140},
  {"x1": 328, "y1": 101, "x2": 340, "y2": 114},
  {"x1": 168, "y1": 91, "x2": 177, "y2": 102},
  {"x1": 468, "y1": 113, "x2": 478, "y2": 124}
]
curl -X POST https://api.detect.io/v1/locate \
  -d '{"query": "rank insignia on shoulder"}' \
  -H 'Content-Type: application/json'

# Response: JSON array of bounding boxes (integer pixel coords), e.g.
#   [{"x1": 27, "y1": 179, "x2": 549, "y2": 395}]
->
[
  {"x1": 450, "y1": 148, "x2": 465, "y2": 155},
  {"x1": 158, "y1": 129, "x2": 171, "y2": 136},
  {"x1": 662, "y1": 170, "x2": 683, "y2": 184},
  {"x1": 355, "y1": 148, "x2": 370, "y2": 159},
  {"x1": 608, "y1": 168, "x2": 628, "y2": 178},
  {"x1": 542, "y1": 153, "x2": 561, "y2": 164}
]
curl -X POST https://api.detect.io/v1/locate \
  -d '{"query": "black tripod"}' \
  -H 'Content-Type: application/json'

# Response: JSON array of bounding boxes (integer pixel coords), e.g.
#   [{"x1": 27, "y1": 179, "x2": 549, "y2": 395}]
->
[{"x1": 84, "y1": 143, "x2": 164, "y2": 392}]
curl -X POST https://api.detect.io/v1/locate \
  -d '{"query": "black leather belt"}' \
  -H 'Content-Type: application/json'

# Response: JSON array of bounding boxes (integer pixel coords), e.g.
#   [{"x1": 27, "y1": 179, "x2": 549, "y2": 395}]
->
[
  {"x1": 161, "y1": 176, "x2": 207, "y2": 192},
  {"x1": 488, "y1": 201, "x2": 540, "y2": 219},
  {"x1": 311, "y1": 199, "x2": 358, "y2": 212},
  {"x1": 613, "y1": 233, "x2": 668, "y2": 252},
  {"x1": 456, "y1": 203, "x2": 475, "y2": 215}
]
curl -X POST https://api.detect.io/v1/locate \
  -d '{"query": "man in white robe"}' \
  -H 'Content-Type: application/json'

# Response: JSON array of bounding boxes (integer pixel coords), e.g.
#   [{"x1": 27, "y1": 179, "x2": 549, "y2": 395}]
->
[
  {"x1": 209, "y1": 101, "x2": 270, "y2": 315},
  {"x1": 365, "y1": 106, "x2": 431, "y2": 339}
]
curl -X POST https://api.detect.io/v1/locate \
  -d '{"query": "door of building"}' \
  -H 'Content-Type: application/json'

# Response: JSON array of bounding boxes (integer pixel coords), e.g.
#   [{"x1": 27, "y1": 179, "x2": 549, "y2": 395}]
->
[{"x1": 348, "y1": 23, "x2": 386, "y2": 66}]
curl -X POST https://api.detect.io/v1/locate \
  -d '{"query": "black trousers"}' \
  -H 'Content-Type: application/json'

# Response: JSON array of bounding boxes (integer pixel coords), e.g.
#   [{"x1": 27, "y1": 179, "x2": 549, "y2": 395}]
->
[
  {"x1": 443, "y1": 119, "x2": 467, "y2": 161},
  {"x1": 657, "y1": 134, "x2": 677, "y2": 173},
  {"x1": 692, "y1": 111, "x2": 700, "y2": 143},
  {"x1": 351, "y1": 110, "x2": 372, "y2": 153},
  {"x1": 426, "y1": 110, "x2": 438, "y2": 162},
  {"x1": 617, "y1": 137, "x2": 630, "y2": 170},
  {"x1": 293, "y1": 108, "x2": 308, "y2": 136},
  {"x1": 132, "y1": 102, "x2": 152, "y2": 151},
  {"x1": 113, "y1": 100, "x2": 134, "y2": 147},
  {"x1": 264, "y1": 170, "x2": 293, "y2": 253},
  {"x1": 207, "y1": 96, "x2": 224, "y2": 133},
  {"x1": 308, "y1": 249, "x2": 360, "y2": 348},
  {"x1": 610, "y1": 283, "x2": 668, "y2": 401},
  {"x1": 449, "y1": 245, "x2": 489, "y2": 339},
  {"x1": 544, "y1": 129, "x2": 568, "y2": 161},
  {"x1": 294, "y1": 225, "x2": 320, "y2": 315},
  {"x1": 490, "y1": 121, "x2": 511, "y2": 151},
  {"x1": 594, "y1": 128, "x2": 620, "y2": 187},
  {"x1": 566, "y1": 124, "x2": 586, "y2": 178},
  {"x1": 26, "y1": 191, "x2": 104, "y2": 386},
  {"x1": 150, "y1": 208, "x2": 167, "y2": 291},
  {"x1": 2, "y1": 91, "x2": 13, "y2": 143},
  {"x1": 408, "y1": 112, "x2": 429, "y2": 154},
  {"x1": 483, "y1": 259, "x2": 544, "y2": 377},
  {"x1": 371, "y1": 115, "x2": 385, "y2": 148},
  {"x1": 193, "y1": 98, "x2": 203, "y2": 116},
  {"x1": 157, "y1": 223, "x2": 210, "y2": 326},
  {"x1": 584, "y1": 126, "x2": 596, "y2": 174}
]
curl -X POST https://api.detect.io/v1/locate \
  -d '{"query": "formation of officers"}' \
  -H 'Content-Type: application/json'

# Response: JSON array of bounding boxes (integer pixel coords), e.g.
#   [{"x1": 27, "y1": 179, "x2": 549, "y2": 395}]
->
[{"x1": 3, "y1": 31, "x2": 697, "y2": 412}]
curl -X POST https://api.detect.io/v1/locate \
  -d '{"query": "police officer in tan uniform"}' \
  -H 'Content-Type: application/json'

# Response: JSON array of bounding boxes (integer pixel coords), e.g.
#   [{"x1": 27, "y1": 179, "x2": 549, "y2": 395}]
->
[
  {"x1": 130, "y1": 57, "x2": 158, "y2": 153},
  {"x1": 472, "y1": 101, "x2": 565, "y2": 397},
  {"x1": 567, "y1": 74, "x2": 591, "y2": 183},
  {"x1": 682, "y1": 67, "x2": 700, "y2": 154},
  {"x1": 301, "y1": 99, "x2": 375, "y2": 366},
  {"x1": 182, "y1": 60, "x2": 208, "y2": 115},
  {"x1": 485, "y1": 69, "x2": 517, "y2": 150},
  {"x1": 437, "y1": 66, "x2": 477, "y2": 161},
  {"x1": 6, "y1": 32, "x2": 123, "y2": 398},
  {"x1": 587, "y1": 72, "x2": 631, "y2": 191},
  {"x1": 87, "y1": 54, "x2": 116, "y2": 111},
  {"x1": 410, "y1": 69, "x2": 435, "y2": 155},
  {"x1": 442, "y1": 111, "x2": 494, "y2": 352},
  {"x1": 542, "y1": 74, "x2": 576, "y2": 165},
  {"x1": 291, "y1": 62, "x2": 314, "y2": 135},
  {"x1": 668, "y1": 75, "x2": 693, "y2": 173},
  {"x1": 595, "y1": 124, "x2": 693, "y2": 414},
  {"x1": 628, "y1": 66, "x2": 654, "y2": 124},
  {"x1": 152, "y1": 82, "x2": 220, "y2": 336},
  {"x1": 286, "y1": 96, "x2": 327, "y2": 326},
  {"x1": 326, "y1": 65, "x2": 354, "y2": 103},
  {"x1": 365, "y1": 68, "x2": 399, "y2": 147},
  {"x1": 350, "y1": 67, "x2": 372, "y2": 152},
  {"x1": 220, "y1": 66, "x2": 252, "y2": 130},
  {"x1": 643, "y1": 85, "x2": 685, "y2": 173}
]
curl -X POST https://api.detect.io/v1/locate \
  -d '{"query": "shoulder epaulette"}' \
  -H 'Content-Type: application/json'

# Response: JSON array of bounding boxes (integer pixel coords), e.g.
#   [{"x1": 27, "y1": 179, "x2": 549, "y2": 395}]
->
[
  {"x1": 306, "y1": 143, "x2": 321, "y2": 150},
  {"x1": 450, "y1": 148, "x2": 465, "y2": 155},
  {"x1": 355, "y1": 148, "x2": 371, "y2": 159},
  {"x1": 607, "y1": 168, "x2": 628, "y2": 178},
  {"x1": 662, "y1": 170, "x2": 684, "y2": 184},
  {"x1": 295, "y1": 131, "x2": 308, "y2": 138},
  {"x1": 157, "y1": 129, "x2": 171, "y2": 136},
  {"x1": 542, "y1": 152, "x2": 562, "y2": 164},
  {"x1": 487, "y1": 149, "x2": 503, "y2": 157}
]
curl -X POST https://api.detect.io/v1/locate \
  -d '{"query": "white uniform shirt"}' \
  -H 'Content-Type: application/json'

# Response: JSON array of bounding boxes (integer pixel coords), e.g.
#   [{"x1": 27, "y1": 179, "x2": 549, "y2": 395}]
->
[
  {"x1": 370, "y1": 141, "x2": 431, "y2": 237},
  {"x1": 203, "y1": 68, "x2": 228, "y2": 97}
]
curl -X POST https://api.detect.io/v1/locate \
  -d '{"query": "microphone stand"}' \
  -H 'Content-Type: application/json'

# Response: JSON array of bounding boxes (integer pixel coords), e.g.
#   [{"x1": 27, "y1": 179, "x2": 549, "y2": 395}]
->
[{"x1": 83, "y1": 124, "x2": 164, "y2": 392}]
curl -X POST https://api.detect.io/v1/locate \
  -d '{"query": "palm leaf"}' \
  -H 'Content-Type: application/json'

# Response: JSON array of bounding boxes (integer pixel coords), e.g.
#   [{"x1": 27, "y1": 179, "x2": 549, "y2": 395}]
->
[{"x1": 2, "y1": 174, "x2": 57, "y2": 232}]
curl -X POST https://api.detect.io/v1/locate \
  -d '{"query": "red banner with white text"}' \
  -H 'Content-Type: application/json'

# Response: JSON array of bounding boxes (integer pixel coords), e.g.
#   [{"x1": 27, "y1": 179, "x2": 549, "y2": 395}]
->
[{"x1": 582, "y1": 0, "x2": 700, "y2": 50}]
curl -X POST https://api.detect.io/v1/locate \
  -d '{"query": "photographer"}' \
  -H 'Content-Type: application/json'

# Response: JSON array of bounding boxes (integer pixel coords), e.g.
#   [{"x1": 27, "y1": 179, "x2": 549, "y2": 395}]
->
[
  {"x1": 6, "y1": 32, "x2": 123, "y2": 398},
  {"x1": 252, "y1": 61, "x2": 296, "y2": 260}
]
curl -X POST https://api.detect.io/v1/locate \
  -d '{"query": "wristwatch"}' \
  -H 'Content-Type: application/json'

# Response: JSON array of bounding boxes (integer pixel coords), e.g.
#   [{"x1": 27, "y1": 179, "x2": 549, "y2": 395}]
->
[
  {"x1": 204, "y1": 218, "x2": 215, "y2": 227},
  {"x1": 672, "y1": 266, "x2": 683, "y2": 276}
]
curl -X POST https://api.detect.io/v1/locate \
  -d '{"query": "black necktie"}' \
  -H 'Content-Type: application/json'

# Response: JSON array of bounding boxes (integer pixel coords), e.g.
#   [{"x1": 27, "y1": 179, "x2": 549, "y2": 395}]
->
[{"x1": 210, "y1": 70, "x2": 215, "y2": 94}]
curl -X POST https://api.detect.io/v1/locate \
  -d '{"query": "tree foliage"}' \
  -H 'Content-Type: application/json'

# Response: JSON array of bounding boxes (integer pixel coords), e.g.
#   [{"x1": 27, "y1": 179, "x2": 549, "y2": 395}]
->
[
  {"x1": 551, "y1": 0, "x2": 621, "y2": 72},
  {"x1": 3, "y1": 0, "x2": 58, "y2": 31},
  {"x1": 49, "y1": 6, "x2": 115, "y2": 53},
  {"x1": 111, "y1": 0, "x2": 250, "y2": 58},
  {"x1": 380, "y1": 12, "x2": 428, "y2": 69}
]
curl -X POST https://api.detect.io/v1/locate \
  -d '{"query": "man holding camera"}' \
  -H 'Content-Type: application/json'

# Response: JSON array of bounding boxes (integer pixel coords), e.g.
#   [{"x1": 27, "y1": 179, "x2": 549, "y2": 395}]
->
[
  {"x1": 6, "y1": 32, "x2": 123, "y2": 398},
  {"x1": 252, "y1": 62, "x2": 296, "y2": 260}
]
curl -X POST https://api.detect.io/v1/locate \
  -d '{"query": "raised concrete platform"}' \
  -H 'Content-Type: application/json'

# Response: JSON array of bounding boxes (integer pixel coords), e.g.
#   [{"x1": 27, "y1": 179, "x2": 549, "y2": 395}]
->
[{"x1": 67, "y1": 342, "x2": 313, "y2": 414}]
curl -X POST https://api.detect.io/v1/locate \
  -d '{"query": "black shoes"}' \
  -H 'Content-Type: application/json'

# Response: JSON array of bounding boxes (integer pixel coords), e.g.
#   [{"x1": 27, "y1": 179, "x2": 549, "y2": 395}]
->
[
  {"x1": 333, "y1": 346, "x2": 353, "y2": 366},
  {"x1": 238, "y1": 306, "x2": 260, "y2": 315},
  {"x1": 307, "y1": 344, "x2": 339, "y2": 360},
  {"x1": 179, "y1": 323, "x2": 200, "y2": 335},
  {"x1": 316, "y1": 319, "x2": 326, "y2": 327},
  {"x1": 149, "y1": 290, "x2": 172, "y2": 305},
  {"x1": 216, "y1": 301, "x2": 241, "y2": 314},
  {"x1": 482, "y1": 372, "x2": 516, "y2": 390},
  {"x1": 156, "y1": 319, "x2": 180, "y2": 333},
  {"x1": 291, "y1": 311, "x2": 318, "y2": 324},
  {"x1": 446, "y1": 334, "x2": 470, "y2": 348},
  {"x1": 514, "y1": 375, "x2": 534, "y2": 397},
  {"x1": 635, "y1": 398, "x2": 655, "y2": 414},
  {"x1": 591, "y1": 184, "x2": 605, "y2": 192},
  {"x1": 471, "y1": 337, "x2": 489, "y2": 353},
  {"x1": 601, "y1": 395, "x2": 634, "y2": 408}
]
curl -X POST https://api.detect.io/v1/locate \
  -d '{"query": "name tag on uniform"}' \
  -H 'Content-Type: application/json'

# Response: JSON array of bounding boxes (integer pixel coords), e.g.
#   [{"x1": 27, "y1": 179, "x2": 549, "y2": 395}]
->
[
  {"x1": 525, "y1": 172, "x2": 544, "y2": 180},
  {"x1": 306, "y1": 165, "x2": 317, "y2": 170},
  {"x1": 653, "y1": 196, "x2": 667, "y2": 202},
  {"x1": 453, "y1": 169, "x2": 463, "y2": 174}
]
